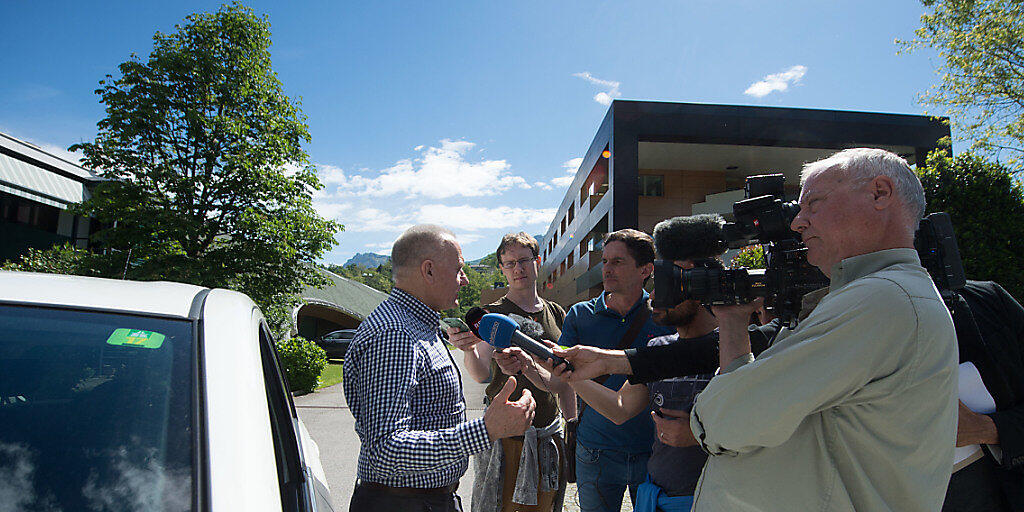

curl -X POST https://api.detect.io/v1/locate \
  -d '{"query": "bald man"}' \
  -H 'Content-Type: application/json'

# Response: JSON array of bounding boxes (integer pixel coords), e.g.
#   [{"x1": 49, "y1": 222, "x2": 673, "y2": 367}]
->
[{"x1": 344, "y1": 224, "x2": 536, "y2": 512}]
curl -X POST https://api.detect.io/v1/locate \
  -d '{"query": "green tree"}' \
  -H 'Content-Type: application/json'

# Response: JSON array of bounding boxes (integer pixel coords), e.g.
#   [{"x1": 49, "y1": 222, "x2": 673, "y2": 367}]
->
[
  {"x1": 918, "y1": 150, "x2": 1024, "y2": 299},
  {"x1": 329, "y1": 262, "x2": 394, "y2": 294},
  {"x1": 10, "y1": 2, "x2": 338, "y2": 336},
  {"x1": 478, "y1": 252, "x2": 500, "y2": 268},
  {"x1": 444, "y1": 262, "x2": 506, "y2": 320},
  {"x1": 901, "y1": 0, "x2": 1024, "y2": 168}
]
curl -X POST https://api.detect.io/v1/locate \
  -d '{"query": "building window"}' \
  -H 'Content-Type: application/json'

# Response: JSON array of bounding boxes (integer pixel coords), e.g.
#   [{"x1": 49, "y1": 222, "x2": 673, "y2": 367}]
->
[
  {"x1": 1, "y1": 192, "x2": 60, "y2": 233},
  {"x1": 639, "y1": 175, "x2": 664, "y2": 197}
]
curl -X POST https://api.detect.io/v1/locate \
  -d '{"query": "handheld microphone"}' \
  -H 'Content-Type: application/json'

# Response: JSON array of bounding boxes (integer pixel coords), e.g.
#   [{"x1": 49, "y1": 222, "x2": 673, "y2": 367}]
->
[
  {"x1": 465, "y1": 306, "x2": 488, "y2": 337},
  {"x1": 477, "y1": 313, "x2": 574, "y2": 372}
]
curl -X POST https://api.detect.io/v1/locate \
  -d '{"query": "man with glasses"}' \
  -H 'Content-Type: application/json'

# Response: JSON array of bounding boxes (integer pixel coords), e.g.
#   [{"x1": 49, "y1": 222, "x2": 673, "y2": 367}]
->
[{"x1": 449, "y1": 232, "x2": 574, "y2": 512}]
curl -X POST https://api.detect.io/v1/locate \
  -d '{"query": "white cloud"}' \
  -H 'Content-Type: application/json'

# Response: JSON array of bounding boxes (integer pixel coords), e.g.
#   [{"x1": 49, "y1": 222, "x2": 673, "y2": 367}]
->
[
  {"x1": 364, "y1": 241, "x2": 396, "y2": 253},
  {"x1": 344, "y1": 208, "x2": 414, "y2": 233},
  {"x1": 542, "y1": 157, "x2": 582, "y2": 189},
  {"x1": 454, "y1": 233, "x2": 484, "y2": 244},
  {"x1": 417, "y1": 204, "x2": 556, "y2": 231},
  {"x1": 318, "y1": 164, "x2": 348, "y2": 185},
  {"x1": 550, "y1": 175, "x2": 575, "y2": 188},
  {"x1": 744, "y1": 65, "x2": 807, "y2": 98},
  {"x1": 534, "y1": 181, "x2": 553, "y2": 191},
  {"x1": 328, "y1": 140, "x2": 528, "y2": 199},
  {"x1": 313, "y1": 201, "x2": 351, "y2": 220},
  {"x1": 573, "y1": 72, "x2": 621, "y2": 105},
  {"x1": 38, "y1": 143, "x2": 84, "y2": 165}
]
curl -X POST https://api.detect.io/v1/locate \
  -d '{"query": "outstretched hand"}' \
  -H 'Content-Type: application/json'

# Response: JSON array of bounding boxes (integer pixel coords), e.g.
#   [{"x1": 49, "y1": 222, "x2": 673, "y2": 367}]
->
[
  {"x1": 534, "y1": 340, "x2": 575, "y2": 381},
  {"x1": 535, "y1": 340, "x2": 631, "y2": 382},
  {"x1": 493, "y1": 347, "x2": 534, "y2": 376}
]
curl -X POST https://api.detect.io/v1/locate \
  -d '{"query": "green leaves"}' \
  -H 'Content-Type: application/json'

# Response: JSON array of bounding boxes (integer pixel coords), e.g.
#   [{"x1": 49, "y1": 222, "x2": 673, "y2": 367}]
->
[
  {"x1": 918, "y1": 150, "x2": 1024, "y2": 300},
  {"x1": 275, "y1": 336, "x2": 328, "y2": 394},
  {"x1": 49, "y1": 2, "x2": 339, "y2": 338},
  {"x1": 902, "y1": 0, "x2": 1024, "y2": 170}
]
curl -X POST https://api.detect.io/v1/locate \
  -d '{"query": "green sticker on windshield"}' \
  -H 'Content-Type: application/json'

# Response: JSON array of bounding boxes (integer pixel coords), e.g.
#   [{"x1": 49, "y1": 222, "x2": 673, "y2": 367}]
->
[{"x1": 106, "y1": 329, "x2": 165, "y2": 349}]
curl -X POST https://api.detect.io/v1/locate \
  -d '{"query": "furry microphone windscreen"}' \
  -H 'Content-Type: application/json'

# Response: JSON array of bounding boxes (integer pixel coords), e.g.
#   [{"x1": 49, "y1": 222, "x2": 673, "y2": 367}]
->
[
  {"x1": 652, "y1": 213, "x2": 728, "y2": 261},
  {"x1": 507, "y1": 313, "x2": 545, "y2": 341}
]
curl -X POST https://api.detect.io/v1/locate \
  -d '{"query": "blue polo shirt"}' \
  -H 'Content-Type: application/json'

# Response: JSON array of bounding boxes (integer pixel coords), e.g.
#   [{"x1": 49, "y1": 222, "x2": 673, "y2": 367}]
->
[{"x1": 559, "y1": 290, "x2": 674, "y2": 452}]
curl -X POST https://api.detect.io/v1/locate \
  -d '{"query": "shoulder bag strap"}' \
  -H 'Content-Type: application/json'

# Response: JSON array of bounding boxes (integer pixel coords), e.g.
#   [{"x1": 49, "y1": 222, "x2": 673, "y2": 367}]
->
[{"x1": 577, "y1": 298, "x2": 652, "y2": 417}]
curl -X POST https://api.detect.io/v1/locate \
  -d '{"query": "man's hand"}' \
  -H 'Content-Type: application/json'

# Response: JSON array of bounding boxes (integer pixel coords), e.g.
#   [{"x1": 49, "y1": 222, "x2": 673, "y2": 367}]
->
[
  {"x1": 493, "y1": 347, "x2": 533, "y2": 376},
  {"x1": 709, "y1": 299, "x2": 762, "y2": 326},
  {"x1": 956, "y1": 400, "x2": 1000, "y2": 447},
  {"x1": 448, "y1": 327, "x2": 483, "y2": 352},
  {"x1": 711, "y1": 298, "x2": 763, "y2": 368},
  {"x1": 651, "y1": 408, "x2": 698, "y2": 448},
  {"x1": 535, "y1": 340, "x2": 631, "y2": 382},
  {"x1": 484, "y1": 376, "x2": 536, "y2": 441}
]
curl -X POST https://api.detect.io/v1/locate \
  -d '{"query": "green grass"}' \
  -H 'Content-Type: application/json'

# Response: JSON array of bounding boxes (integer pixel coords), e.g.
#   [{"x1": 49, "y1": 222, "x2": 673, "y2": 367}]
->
[{"x1": 317, "y1": 361, "x2": 343, "y2": 389}]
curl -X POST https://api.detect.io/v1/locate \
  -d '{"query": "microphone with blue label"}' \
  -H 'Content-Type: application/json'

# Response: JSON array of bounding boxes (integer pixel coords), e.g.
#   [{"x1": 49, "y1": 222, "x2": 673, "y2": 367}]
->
[{"x1": 476, "y1": 313, "x2": 574, "y2": 372}]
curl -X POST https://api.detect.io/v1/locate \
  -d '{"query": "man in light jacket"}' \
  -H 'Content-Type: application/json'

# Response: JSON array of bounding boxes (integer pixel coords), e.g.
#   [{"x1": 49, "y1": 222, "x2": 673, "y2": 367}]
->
[{"x1": 684, "y1": 148, "x2": 958, "y2": 511}]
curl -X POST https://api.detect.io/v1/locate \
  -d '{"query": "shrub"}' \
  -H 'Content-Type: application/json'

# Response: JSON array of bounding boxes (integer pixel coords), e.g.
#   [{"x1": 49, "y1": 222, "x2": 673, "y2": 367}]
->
[
  {"x1": 919, "y1": 151, "x2": 1024, "y2": 301},
  {"x1": 275, "y1": 336, "x2": 328, "y2": 393}
]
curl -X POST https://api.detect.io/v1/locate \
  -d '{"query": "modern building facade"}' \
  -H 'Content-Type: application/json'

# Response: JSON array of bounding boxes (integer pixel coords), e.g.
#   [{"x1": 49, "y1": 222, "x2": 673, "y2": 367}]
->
[
  {"x1": 538, "y1": 100, "x2": 949, "y2": 307},
  {"x1": 0, "y1": 132, "x2": 102, "y2": 262}
]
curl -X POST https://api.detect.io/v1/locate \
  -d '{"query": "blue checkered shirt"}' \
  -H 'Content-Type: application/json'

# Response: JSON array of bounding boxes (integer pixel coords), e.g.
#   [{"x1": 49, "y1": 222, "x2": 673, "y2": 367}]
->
[{"x1": 343, "y1": 288, "x2": 490, "y2": 488}]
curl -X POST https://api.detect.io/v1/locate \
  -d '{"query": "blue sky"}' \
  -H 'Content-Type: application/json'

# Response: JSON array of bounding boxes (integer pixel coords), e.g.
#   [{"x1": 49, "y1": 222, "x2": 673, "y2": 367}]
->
[{"x1": 1, "y1": 1, "x2": 947, "y2": 264}]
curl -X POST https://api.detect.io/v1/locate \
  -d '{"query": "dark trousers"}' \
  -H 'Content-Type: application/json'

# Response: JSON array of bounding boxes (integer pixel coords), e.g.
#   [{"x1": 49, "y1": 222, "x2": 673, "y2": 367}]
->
[
  {"x1": 943, "y1": 455, "x2": 1013, "y2": 512},
  {"x1": 349, "y1": 483, "x2": 463, "y2": 512}
]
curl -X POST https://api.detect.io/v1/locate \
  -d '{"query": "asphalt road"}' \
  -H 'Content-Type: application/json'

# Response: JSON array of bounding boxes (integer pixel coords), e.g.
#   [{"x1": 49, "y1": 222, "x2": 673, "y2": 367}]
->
[{"x1": 294, "y1": 351, "x2": 489, "y2": 510}]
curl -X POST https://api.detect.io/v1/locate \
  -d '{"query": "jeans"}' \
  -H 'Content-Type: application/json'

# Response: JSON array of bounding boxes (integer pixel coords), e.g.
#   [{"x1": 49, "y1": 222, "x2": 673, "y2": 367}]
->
[{"x1": 574, "y1": 442, "x2": 651, "y2": 512}]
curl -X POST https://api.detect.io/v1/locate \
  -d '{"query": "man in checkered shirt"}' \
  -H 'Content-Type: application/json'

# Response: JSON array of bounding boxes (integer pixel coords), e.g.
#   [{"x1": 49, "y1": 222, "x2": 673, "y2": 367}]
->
[{"x1": 344, "y1": 224, "x2": 537, "y2": 512}]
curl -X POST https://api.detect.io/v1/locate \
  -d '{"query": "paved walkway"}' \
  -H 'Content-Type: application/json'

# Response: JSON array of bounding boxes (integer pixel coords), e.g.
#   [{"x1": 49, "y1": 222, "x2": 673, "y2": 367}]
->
[{"x1": 294, "y1": 354, "x2": 487, "y2": 509}]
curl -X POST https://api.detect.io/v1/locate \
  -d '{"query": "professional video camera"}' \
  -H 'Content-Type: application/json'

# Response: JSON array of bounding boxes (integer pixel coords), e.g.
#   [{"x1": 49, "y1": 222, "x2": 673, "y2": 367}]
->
[
  {"x1": 653, "y1": 174, "x2": 826, "y2": 327},
  {"x1": 652, "y1": 173, "x2": 967, "y2": 328}
]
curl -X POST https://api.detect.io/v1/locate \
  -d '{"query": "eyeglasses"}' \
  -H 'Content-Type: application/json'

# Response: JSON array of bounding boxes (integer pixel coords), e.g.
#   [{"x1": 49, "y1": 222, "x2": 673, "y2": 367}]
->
[{"x1": 499, "y1": 257, "x2": 536, "y2": 270}]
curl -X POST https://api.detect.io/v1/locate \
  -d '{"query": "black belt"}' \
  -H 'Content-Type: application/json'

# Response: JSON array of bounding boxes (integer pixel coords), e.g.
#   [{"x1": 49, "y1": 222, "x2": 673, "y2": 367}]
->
[{"x1": 356, "y1": 480, "x2": 458, "y2": 496}]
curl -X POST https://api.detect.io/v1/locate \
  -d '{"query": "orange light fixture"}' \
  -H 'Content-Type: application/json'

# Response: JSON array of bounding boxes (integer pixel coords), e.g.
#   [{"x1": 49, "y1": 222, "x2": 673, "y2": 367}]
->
[{"x1": 601, "y1": 150, "x2": 611, "y2": 158}]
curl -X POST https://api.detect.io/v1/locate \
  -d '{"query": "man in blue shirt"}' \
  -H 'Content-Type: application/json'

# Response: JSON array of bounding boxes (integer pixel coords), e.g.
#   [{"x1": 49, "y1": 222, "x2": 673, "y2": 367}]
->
[{"x1": 558, "y1": 229, "x2": 673, "y2": 512}]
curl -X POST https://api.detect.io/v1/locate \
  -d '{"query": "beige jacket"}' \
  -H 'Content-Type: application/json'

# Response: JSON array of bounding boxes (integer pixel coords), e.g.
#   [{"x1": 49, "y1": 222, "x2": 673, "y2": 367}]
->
[{"x1": 690, "y1": 248, "x2": 958, "y2": 511}]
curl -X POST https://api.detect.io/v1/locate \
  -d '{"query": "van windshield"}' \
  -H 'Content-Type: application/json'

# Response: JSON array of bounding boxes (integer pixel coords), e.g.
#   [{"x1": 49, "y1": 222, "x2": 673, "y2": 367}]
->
[{"x1": 0, "y1": 304, "x2": 194, "y2": 511}]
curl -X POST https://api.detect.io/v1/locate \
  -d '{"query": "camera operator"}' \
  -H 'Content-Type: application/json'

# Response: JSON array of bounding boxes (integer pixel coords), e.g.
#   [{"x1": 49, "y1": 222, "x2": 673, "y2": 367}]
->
[
  {"x1": 525, "y1": 214, "x2": 768, "y2": 511},
  {"x1": 682, "y1": 148, "x2": 958, "y2": 511},
  {"x1": 943, "y1": 280, "x2": 1024, "y2": 511}
]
